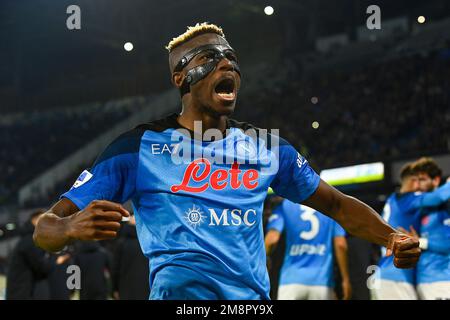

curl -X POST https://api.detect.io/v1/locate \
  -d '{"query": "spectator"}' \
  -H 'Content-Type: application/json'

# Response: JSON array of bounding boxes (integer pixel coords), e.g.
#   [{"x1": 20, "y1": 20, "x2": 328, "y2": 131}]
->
[
  {"x1": 6, "y1": 210, "x2": 54, "y2": 299},
  {"x1": 74, "y1": 241, "x2": 111, "y2": 300},
  {"x1": 112, "y1": 215, "x2": 149, "y2": 300}
]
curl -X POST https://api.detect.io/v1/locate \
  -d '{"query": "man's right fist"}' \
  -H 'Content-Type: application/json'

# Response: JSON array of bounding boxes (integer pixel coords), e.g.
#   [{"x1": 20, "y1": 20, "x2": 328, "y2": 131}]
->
[{"x1": 65, "y1": 200, "x2": 130, "y2": 241}]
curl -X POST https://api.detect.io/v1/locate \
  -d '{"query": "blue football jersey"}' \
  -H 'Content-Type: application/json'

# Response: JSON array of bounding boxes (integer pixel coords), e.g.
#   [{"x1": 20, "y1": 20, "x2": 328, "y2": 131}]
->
[
  {"x1": 378, "y1": 185, "x2": 450, "y2": 284},
  {"x1": 417, "y1": 207, "x2": 450, "y2": 284},
  {"x1": 61, "y1": 113, "x2": 320, "y2": 300},
  {"x1": 266, "y1": 199, "x2": 346, "y2": 287}
]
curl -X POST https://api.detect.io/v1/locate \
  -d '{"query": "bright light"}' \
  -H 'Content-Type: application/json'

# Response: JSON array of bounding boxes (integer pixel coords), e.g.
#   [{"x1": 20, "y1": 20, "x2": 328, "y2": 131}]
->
[
  {"x1": 264, "y1": 6, "x2": 274, "y2": 16},
  {"x1": 6, "y1": 223, "x2": 15, "y2": 231},
  {"x1": 311, "y1": 96, "x2": 319, "y2": 104},
  {"x1": 417, "y1": 16, "x2": 426, "y2": 24},
  {"x1": 312, "y1": 121, "x2": 319, "y2": 129},
  {"x1": 124, "y1": 42, "x2": 134, "y2": 52}
]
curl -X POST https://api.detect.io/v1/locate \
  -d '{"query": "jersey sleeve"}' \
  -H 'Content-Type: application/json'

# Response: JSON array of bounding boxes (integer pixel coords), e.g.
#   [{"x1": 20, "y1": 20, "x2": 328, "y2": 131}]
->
[
  {"x1": 410, "y1": 182, "x2": 450, "y2": 209},
  {"x1": 427, "y1": 213, "x2": 450, "y2": 254},
  {"x1": 333, "y1": 220, "x2": 346, "y2": 238},
  {"x1": 60, "y1": 128, "x2": 143, "y2": 210},
  {"x1": 266, "y1": 202, "x2": 286, "y2": 233},
  {"x1": 270, "y1": 138, "x2": 320, "y2": 203}
]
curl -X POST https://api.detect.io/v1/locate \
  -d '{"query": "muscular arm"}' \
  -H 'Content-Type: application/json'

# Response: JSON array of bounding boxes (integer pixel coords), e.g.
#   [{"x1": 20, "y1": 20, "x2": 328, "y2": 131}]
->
[
  {"x1": 303, "y1": 180, "x2": 420, "y2": 268},
  {"x1": 34, "y1": 198, "x2": 129, "y2": 253},
  {"x1": 303, "y1": 180, "x2": 395, "y2": 247}
]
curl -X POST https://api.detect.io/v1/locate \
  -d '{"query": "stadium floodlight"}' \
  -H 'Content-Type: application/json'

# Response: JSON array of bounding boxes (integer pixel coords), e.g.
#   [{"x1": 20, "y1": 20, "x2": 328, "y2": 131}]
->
[
  {"x1": 417, "y1": 16, "x2": 426, "y2": 24},
  {"x1": 264, "y1": 6, "x2": 274, "y2": 16},
  {"x1": 124, "y1": 42, "x2": 134, "y2": 52},
  {"x1": 6, "y1": 223, "x2": 15, "y2": 231},
  {"x1": 320, "y1": 162, "x2": 385, "y2": 186}
]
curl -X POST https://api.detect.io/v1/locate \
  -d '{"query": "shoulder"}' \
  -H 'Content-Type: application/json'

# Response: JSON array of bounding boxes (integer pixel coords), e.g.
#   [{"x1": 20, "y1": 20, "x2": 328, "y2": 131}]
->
[
  {"x1": 135, "y1": 112, "x2": 181, "y2": 132},
  {"x1": 95, "y1": 113, "x2": 179, "y2": 165}
]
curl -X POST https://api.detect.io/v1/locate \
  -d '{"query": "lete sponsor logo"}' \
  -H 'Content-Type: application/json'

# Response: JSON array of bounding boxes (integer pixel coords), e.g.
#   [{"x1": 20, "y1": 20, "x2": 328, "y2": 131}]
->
[{"x1": 170, "y1": 158, "x2": 258, "y2": 193}]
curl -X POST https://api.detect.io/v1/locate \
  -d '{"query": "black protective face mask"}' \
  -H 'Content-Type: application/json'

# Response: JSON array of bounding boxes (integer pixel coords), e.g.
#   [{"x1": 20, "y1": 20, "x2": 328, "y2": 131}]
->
[{"x1": 174, "y1": 44, "x2": 241, "y2": 96}]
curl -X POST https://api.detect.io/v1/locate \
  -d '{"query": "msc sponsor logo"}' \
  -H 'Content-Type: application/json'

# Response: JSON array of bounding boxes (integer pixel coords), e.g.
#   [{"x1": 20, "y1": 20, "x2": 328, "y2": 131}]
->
[
  {"x1": 184, "y1": 205, "x2": 257, "y2": 228},
  {"x1": 209, "y1": 208, "x2": 257, "y2": 227},
  {"x1": 184, "y1": 205, "x2": 206, "y2": 228}
]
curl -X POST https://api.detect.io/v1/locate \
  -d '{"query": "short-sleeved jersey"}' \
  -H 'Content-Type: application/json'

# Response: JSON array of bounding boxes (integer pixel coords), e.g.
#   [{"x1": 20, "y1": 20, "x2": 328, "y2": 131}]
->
[
  {"x1": 266, "y1": 199, "x2": 346, "y2": 287},
  {"x1": 417, "y1": 205, "x2": 450, "y2": 284},
  {"x1": 61, "y1": 113, "x2": 320, "y2": 299}
]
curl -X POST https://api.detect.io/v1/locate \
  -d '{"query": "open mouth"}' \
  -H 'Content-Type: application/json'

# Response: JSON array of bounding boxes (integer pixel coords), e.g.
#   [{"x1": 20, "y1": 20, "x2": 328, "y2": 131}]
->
[{"x1": 214, "y1": 78, "x2": 236, "y2": 101}]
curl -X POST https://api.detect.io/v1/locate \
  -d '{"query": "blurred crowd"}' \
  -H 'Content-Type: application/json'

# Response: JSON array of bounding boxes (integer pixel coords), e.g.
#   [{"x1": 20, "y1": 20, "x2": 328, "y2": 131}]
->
[
  {"x1": 4, "y1": 210, "x2": 148, "y2": 300},
  {"x1": 0, "y1": 97, "x2": 149, "y2": 204},
  {"x1": 238, "y1": 48, "x2": 450, "y2": 170}
]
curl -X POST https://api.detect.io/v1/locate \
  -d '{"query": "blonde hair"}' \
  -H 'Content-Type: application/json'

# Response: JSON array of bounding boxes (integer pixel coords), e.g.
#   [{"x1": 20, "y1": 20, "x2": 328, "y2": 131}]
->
[{"x1": 166, "y1": 22, "x2": 225, "y2": 52}]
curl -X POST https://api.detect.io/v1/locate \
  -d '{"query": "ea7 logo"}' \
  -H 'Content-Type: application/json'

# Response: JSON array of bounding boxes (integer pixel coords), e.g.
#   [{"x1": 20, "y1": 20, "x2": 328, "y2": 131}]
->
[
  {"x1": 151, "y1": 144, "x2": 179, "y2": 155},
  {"x1": 208, "y1": 208, "x2": 257, "y2": 227}
]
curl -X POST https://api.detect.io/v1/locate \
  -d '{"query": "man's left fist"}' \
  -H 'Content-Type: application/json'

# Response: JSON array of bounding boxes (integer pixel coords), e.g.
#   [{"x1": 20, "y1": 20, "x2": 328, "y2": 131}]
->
[{"x1": 386, "y1": 233, "x2": 421, "y2": 269}]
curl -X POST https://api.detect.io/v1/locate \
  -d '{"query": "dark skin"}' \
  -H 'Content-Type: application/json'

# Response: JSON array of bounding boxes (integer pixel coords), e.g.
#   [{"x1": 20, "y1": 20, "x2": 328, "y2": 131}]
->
[{"x1": 34, "y1": 32, "x2": 420, "y2": 269}]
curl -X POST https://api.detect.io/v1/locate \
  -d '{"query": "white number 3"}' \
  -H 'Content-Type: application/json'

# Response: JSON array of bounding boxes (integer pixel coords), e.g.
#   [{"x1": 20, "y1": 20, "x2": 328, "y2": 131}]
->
[{"x1": 299, "y1": 206, "x2": 320, "y2": 240}]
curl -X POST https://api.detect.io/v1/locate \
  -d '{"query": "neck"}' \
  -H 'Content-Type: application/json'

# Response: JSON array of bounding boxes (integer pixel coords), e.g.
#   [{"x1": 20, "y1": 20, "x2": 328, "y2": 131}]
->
[
  {"x1": 177, "y1": 100, "x2": 228, "y2": 133},
  {"x1": 399, "y1": 186, "x2": 410, "y2": 193}
]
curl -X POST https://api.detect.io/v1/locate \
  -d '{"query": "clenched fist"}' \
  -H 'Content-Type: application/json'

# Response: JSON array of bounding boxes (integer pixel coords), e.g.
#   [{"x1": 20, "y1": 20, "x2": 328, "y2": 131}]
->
[
  {"x1": 386, "y1": 232, "x2": 421, "y2": 269},
  {"x1": 65, "y1": 200, "x2": 130, "y2": 241}
]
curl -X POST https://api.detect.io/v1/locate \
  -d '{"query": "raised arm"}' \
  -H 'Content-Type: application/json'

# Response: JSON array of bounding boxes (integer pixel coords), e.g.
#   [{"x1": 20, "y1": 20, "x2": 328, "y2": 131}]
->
[
  {"x1": 34, "y1": 129, "x2": 141, "y2": 253},
  {"x1": 303, "y1": 180, "x2": 420, "y2": 268},
  {"x1": 34, "y1": 198, "x2": 129, "y2": 252},
  {"x1": 417, "y1": 182, "x2": 450, "y2": 208}
]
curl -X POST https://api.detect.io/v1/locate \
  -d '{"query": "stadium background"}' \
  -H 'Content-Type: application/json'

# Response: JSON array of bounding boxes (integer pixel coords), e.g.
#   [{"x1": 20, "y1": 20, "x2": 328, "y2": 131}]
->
[{"x1": 0, "y1": 0, "x2": 449, "y2": 299}]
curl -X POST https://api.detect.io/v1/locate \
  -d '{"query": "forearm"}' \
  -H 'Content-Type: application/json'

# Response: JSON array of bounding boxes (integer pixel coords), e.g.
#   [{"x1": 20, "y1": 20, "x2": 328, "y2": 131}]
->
[
  {"x1": 33, "y1": 213, "x2": 72, "y2": 253},
  {"x1": 334, "y1": 242, "x2": 350, "y2": 281},
  {"x1": 335, "y1": 195, "x2": 396, "y2": 247}
]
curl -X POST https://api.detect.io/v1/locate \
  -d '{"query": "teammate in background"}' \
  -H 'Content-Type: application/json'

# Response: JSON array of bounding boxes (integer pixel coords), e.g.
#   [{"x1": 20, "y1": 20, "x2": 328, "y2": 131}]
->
[
  {"x1": 373, "y1": 162, "x2": 450, "y2": 300},
  {"x1": 412, "y1": 158, "x2": 450, "y2": 300},
  {"x1": 265, "y1": 199, "x2": 351, "y2": 300},
  {"x1": 34, "y1": 23, "x2": 420, "y2": 300}
]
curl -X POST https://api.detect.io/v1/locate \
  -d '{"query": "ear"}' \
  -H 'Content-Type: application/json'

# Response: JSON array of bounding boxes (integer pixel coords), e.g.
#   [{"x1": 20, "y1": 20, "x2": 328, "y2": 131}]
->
[
  {"x1": 172, "y1": 72, "x2": 184, "y2": 88},
  {"x1": 433, "y1": 176, "x2": 441, "y2": 187}
]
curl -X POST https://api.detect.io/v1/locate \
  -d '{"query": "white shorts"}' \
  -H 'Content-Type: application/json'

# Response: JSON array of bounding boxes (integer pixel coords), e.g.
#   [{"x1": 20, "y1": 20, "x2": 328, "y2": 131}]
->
[
  {"x1": 371, "y1": 279, "x2": 418, "y2": 300},
  {"x1": 417, "y1": 282, "x2": 450, "y2": 300},
  {"x1": 277, "y1": 284, "x2": 335, "y2": 300}
]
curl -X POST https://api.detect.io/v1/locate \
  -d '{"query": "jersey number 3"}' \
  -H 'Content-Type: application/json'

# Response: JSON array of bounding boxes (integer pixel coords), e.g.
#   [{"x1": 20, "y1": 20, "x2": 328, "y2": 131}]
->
[{"x1": 299, "y1": 206, "x2": 320, "y2": 240}]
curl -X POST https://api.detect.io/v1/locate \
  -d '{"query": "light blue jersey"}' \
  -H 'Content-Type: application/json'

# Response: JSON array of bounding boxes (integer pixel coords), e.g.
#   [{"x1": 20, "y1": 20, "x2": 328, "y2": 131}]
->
[
  {"x1": 417, "y1": 206, "x2": 450, "y2": 284},
  {"x1": 61, "y1": 114, "x2": 320, "y2": 300},
  {"x1": 378, "y1": 183, "x2": 450, "y2": 284},
  {"x1": 266, "y1": 199, "x2": 346, "y2": 287}
]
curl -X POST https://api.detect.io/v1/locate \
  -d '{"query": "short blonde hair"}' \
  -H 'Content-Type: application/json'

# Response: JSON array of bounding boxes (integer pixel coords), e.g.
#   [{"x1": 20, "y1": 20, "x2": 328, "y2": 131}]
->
[{"x1": 166, "y1": 22, "x2": 225, "y2": 52}]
